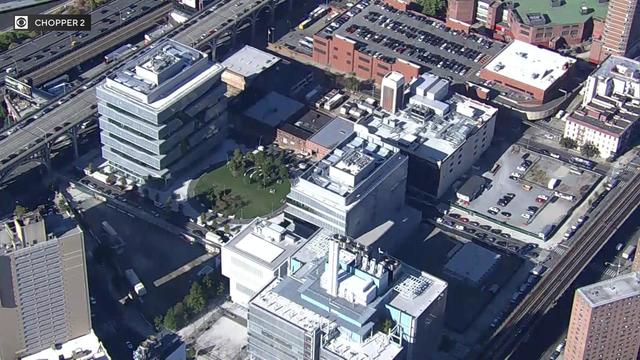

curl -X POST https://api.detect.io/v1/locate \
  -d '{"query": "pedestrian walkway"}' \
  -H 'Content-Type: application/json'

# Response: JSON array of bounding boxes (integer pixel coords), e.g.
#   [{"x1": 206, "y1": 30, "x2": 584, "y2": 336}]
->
[{"x1": 153, "y1": 253, "x2": 214, "y2": 287}]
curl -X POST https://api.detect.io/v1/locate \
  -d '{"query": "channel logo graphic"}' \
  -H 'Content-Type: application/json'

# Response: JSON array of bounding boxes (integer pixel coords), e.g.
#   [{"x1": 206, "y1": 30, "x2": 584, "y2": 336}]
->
[
  {"x1": 13, "y1": 15, "x2": 91, "y2": 31},
  {"x1": 14, "y1": 16, "x2": 28, "y2": 30}
]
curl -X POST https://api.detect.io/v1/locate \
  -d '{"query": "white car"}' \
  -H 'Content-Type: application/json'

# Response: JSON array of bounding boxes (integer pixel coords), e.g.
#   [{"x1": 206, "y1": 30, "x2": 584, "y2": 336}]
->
[
  {"x1": 521, "y1": 213, "x2": 532, "y2": 220},
  {"x1": 550, "y1": 153, "x2": 561, "y2": 159}
]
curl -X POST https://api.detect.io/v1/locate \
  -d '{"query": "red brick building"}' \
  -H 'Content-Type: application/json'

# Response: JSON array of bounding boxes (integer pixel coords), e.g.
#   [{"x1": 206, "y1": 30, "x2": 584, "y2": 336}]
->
[
  {"x1": 479, "y1": 40, "x2": 575, "y2": 104},
  {"x1": 312, "y1": 34, "x2": 421, "y2": 85},
  {"x1": 276, "y1": 112, "x2": 354, "y2": 160},
  {"x1": 476, "y1": 0, "x2": 607, "y2": 50},
  {"x1": 446, "y1": 0, "x2": 476, "y2": 33}
]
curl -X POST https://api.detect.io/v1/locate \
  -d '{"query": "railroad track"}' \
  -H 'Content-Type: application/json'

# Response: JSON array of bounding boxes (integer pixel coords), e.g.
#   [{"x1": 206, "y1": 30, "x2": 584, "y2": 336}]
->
[
  {"x1": 482, "y1": 171, "x2": 640, "y2": 359},
  {"x1": 30, "y1": 3, "x2": 171, "y2": 85}
]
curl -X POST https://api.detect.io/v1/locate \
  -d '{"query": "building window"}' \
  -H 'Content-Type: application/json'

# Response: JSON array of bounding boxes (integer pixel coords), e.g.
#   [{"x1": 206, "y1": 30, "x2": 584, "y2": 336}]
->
[
  {"x1": 333, "y1": 55, "x2": 338, "y2": 59},
  {"x1": 314, "y1": 48, "x2": 326, "y2": 54},
  {"x1": 358, "y1": 65, "x2": 369, "y2": 71}
]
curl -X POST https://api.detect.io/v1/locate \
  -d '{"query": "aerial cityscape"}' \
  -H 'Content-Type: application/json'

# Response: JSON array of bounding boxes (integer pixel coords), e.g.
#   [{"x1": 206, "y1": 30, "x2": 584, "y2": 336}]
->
[{"x1": 0, "y1": 0, "x2": 638, "y2": 358}]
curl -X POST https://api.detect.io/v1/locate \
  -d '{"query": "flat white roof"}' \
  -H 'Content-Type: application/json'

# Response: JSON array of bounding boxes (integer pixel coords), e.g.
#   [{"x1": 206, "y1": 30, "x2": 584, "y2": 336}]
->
[
  {"x1": 22, "y1": 330, "x2": 110, "y2": 360},
  {"x1": 222, "y1": 45, "x2": 280, "y2": 78},
  {"x1": 235, "y1": 233, "x2": 285, "y2": 263},
  {"x1": 483, "y1": 40, "x2": 575, "y2": 91},
  {"x1": 578, "y1": 272, "x2": 640, "y2": 307}
]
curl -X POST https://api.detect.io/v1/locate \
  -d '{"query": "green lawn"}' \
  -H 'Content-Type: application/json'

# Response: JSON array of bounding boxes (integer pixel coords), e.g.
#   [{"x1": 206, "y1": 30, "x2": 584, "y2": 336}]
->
[{"x1": 193, "y1": 165, "x2": 290, "y2": 219}]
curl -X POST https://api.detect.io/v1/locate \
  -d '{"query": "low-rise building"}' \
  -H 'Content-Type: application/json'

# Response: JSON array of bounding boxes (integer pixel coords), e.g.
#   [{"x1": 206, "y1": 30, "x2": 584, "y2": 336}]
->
[
  {"x1": 133, "y1": 332, "x2": 186, "y2": 360},
  {"x1": 247, "y1": 234, "x2": 448, "y2": 360},
  {"x1": 563, "y1": 56, "x2": 640, "y2": 158},
  {"x1": 276, "y1": 111, "x2": 354, "y2": 160},
  {"x1": 221, "y1": 218, "x2": 308, "y2": 306},
  {"x1": 355, "y1": 74, "x2": 497, "y2": 198},
  {"x1": 479, "y1": 40, "x2": 575, "y2": 104},
  {"x1": 221, "y1": 45, "x2": 281, "y2": 92},
  {"x1": 21, "y1": 330, "x2": 109, "y2": 360},
  {"x1": 443, "y1": 243, "x2": 501, "y2": 286}
]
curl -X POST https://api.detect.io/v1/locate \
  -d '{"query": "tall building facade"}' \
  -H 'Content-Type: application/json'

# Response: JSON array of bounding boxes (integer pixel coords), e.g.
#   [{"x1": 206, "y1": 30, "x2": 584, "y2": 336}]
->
[
  {"x1": 590, "y1": 0, "x2": 640, "y2": 63},
  {"x1": 97, "y1": 39, "x2": 228, "y2": 186},
  {"x1": 0, "y1": 210, "x2": 91, "y2": 359},
  {"x1": 565, "y1": 272, "x2": 640, "y2": 360},
  {"x1": 381, "y1": 72, "x2": 405, "y2": 114}
]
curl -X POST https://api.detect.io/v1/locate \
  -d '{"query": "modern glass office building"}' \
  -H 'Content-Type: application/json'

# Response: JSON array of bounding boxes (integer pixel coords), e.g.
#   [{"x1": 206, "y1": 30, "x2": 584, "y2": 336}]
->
[{"x1": 96, "y1": 39, "x2": 228, "y2": 186}]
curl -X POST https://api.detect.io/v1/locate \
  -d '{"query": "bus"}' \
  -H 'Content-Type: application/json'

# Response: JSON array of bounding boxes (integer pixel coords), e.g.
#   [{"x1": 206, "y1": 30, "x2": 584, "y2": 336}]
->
[
  {"x1": 104, "y1": 44, "x2": 137, "y2": 63},
  {"x1": 298, "y1": 19, "x2": 312, "y2": 30}
]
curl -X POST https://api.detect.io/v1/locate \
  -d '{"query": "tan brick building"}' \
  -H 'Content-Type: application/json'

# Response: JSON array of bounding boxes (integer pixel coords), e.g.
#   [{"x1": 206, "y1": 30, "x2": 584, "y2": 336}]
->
[{"x1": 565, "y1": 272, "x2": 640, "y2": 360}]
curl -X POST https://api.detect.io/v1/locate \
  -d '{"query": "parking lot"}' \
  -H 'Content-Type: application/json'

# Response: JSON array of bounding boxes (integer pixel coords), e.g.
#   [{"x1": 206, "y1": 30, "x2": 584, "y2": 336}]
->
[
  {"x1": 458, "y1": 145, "x2": 601, "y2": 239},
  {"x1": 317, "y1": 0, "x2": 504, "y2": 82}
]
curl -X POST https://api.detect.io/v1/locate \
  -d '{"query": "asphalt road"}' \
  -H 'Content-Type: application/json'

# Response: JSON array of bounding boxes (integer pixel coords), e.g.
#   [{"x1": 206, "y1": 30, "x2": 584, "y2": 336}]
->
[
  {"x1": 172, "y1": 0, "x2": 274, "y2": 46},
  {"x1": 0, "y1": 86, "x2": 96, "y2": 170},
  {"x1": 0, "y1": 0, "x2": 166, "y2": 78}
]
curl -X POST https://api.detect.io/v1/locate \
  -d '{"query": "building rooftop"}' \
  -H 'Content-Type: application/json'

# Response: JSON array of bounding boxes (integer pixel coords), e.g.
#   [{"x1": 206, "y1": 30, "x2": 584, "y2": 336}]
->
[
  {"x1": 510, "y1": 0, "x2": 608, "y2": 26},
  {"x1": 22, "y1": 330, "x2": 110, "y2": 360},
  {"x1": 224, "y1": 218, "x2": 305, "y2": 270},
  {"x1": 444, "y1": 243, "x2": 501, "y2": 285},
  {"x1": 592, "y1": 55, "x2": 640, "y2": 83},
  {"x1": 483, "y1": 40, "x2": 575, "y2": 91},
  {"x1": 133, "y1": 332, "x2": 185, "y2": 360},
  {"x1": 221, "y1": 45, "x2": 280, "y2": 78},
  {"x1": 569, "y1": 95, "x2": 640, "y2": 136},
  {"x1": 251, "y1": 234, "x2": 446, "y2": 360},
  {"x1": 299, "y1": 135, "x2": 396, "y2": 197},
  {"x1": 243, "y1": 91, "x2": 305, "y2": 127},
  {"x1": 103, "y1": 39, "x2": 224, "y2": 107},
  {"x1": 357, "y1": 93, "x2": 497, "y2": 163},
  {"x1": 457, "y1": 175, "x2": 486, "y2": 198},
  {"x1": 578, "y1": 272, "x2": 640, "y2": 307},
  {"x1": 308, "y1": 116, "x2": 355, "y2": 149},
  {"x1": 292, "y1": 110, "x2": 334, "y2": 134}
]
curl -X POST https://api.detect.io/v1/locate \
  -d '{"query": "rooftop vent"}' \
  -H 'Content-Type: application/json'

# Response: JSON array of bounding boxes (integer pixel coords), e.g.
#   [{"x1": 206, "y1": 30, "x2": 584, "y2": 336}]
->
[{"x1": 550, "y1": 0, "x2": 563, "y2": 7}]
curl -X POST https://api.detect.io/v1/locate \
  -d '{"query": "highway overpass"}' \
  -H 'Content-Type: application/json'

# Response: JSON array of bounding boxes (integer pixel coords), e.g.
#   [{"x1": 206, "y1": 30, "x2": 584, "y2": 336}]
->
[
  {"x1": 0, "y1": 0, "x2": 169, "y2": 83},
  {"x1": 0, "y1": 0, "x2": 296, "y2": 183}
]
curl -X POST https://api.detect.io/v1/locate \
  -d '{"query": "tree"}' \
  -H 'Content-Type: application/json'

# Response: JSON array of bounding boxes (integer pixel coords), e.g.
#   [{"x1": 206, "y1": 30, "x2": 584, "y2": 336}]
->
[
  {"x1": 581, "y1": 142, "x2": 600, "y2": 158},
  {"x1": 186, "y1": 283, "x2": 206, "y2": 314},
  {"x1": 86, "y1": 162, "x2": 94, "y2": 173},
  {"x1": 559, "y1": 136, "x2": 578, "y2": 149},
  {"x1": 119, "y1": 177, "x2": 127, "y2": 188},
  {"x1": 416, "y1": 0, "x2": 446, "y2": 16},
  {"x1": 173, "y1": 302, "x2": 187, "y2": 328},
  {"x1": 228, "y1": 149, "x2": 244, "y2": 177},
  {"x1": 202, "y1": 275, "x2": 215, "y2": 293},
  {"x1": 163, "y1": 308, "x2": 177, "y2": 330},
  {"x1": 154, "y1": 315, "x2": 164, "y2": 330},
  {"x1": 13, "y1": 204, "x2": 26, "y2": 218},
  {"x1": 380, "y1": 319, "x2": 393, "y2": 334},
  {"x1": 216, "y1": 282, "x2": 226, "y2": 296},
  {"x1": 199, "y1": 212, "x2": 207, "y2": 224},
  {"x1": 344, "y1": 76, "x2": 360, "y2": 91},
  {"x1": 223, "y1": 224, "x2": 230, "y2": 234},
  {"x1": 278, "y1": 165, "x2": 289, "y2": 181}
]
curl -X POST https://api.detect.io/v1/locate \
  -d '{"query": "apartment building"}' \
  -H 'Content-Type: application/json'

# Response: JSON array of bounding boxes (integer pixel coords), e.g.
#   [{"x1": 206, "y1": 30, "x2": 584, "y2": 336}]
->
[
  {"x1": 97, "y1": 39, "x2": 228, "y2": 186},
  {"x1": 563, "y1": 55, "x2": 640, "y2": 158},
  {"x1": 381, "y1": 72, "x2": 405, "y2": 114},
  {"x1": 565, "y1": 272, "x2": 640, "y2": 360},
  {"x1": 0, "y1": 209, "x2": 91, "y2": 359},
  {"x1": 589, "y1": 0, "x2": 640, "y2": 63}
]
